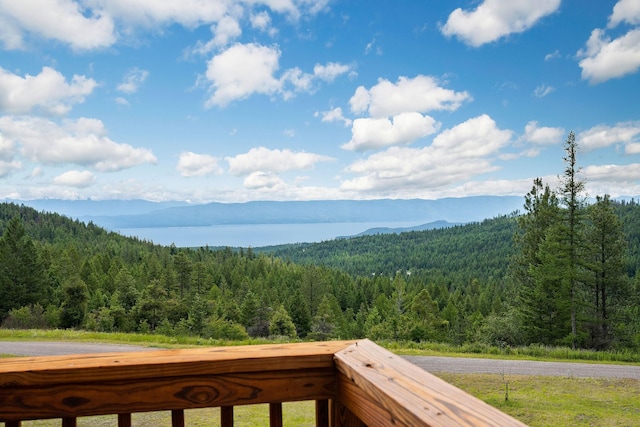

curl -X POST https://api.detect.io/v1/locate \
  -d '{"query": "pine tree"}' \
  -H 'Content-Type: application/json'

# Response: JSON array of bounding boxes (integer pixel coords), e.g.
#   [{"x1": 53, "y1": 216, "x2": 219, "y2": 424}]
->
[
  {"x1": 585, "y1": 195, "x2": 630, "y2": 348},
  {"x1": 512, "y1": 178, "x2": 561, "y2": 343},
  {"x1": 558, "y1": 131, "x2": 586, "y2": 347},
  {"x1": 0, "y1": 216, "x2": 49, "y2": 319}
]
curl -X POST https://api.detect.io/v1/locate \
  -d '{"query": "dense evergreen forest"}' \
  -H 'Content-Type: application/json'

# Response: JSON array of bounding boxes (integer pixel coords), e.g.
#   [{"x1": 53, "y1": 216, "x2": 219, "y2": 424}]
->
[{"x1": 1, "y1": 194, "x2": 639, "y2": 349}]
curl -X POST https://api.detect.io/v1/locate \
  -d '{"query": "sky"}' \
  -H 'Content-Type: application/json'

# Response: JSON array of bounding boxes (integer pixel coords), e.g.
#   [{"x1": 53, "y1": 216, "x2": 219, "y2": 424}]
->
[{"x1": 1, "y1": 0, "x2": 640, "y2": 204}]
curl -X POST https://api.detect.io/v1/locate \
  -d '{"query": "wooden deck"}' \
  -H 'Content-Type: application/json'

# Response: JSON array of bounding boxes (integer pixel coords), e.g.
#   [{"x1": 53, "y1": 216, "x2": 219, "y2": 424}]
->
[{"x1": 0, "y1": 339, "x2": 527, "y2": 426}]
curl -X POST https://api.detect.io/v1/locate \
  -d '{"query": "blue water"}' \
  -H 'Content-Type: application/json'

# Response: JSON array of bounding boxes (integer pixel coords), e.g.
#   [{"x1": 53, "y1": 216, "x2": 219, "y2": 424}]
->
[{"x1": 116, "y1": 221, "x2": 420, "y2": 248}]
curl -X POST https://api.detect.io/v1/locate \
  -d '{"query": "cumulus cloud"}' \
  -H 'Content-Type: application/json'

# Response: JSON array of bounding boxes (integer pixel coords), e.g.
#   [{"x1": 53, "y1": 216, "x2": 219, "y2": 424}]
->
[
  {"x1": 578, "y1": 1, "x2": 640, "y2": 84},
  {"x1": 608, "y1": 0, "x2": 640, "y2": 28},
  {"x1": 117, "y1": 67, "x2": 149, "y2": 94},
  {"x1": 0, "y1": 0, "x2": 116, "y2": 50},
  {"x1": 226, "y1": 146, "x2": 334, "y2": 176},
  {"x1": 177, "y1": 152, "x2": 223, "y2": 177},
  {"x1": 349, "y1": 75, "x2": 471, "y2": 118},
  {"x1": 250, "y1": 10, "x2": 277, "y2": 36},
  {"x1": 204, "y1": 43, "x2": 281, "y2": 107},
  {"x1": 577, "y1": 28, "x2": 640, "y2": 84},
  {"x1": 0, "y1": 116, "x2": 157, "y2": 172},
  {"x1": 577, "y1": 122, "x2": 640, "y2": 152},
  {"x1": 0, "y1": 0, "x2": 329, "y2": 51},
  {"x1": 53, "y1": 170, "x2": 96, "y2": 187},
  {"x1": 342, "y1": 113, "x2": 439, "y2": 152},
  {"x1": 204, "y1": 43, "x2": 352, "y2": 107},
  {"x1": 441, "y1": 0, "x2": 560, "y2": 47},
  {"x1": 0, "y1": 66, "x2": 97, "y2": 115},
  {"x1": 583, "y1": 163, "x2": 640, "y2": 182},
  {"x1": 317, "y1": 107, "x2": 352, "y2": 127},
  {"x1": 243, "y1": 171, "x2": 284, "y2": 189},
  {"x1": 523, "y1": 121, "x2": 565, "y2": 145},
  {"x1": 313, "y1": 62, "x2": 352, "y2": 82},
  {"x1": 341, "y1": 115, "x2": 512, "y2": 194},
  {"x1": 85, "y1": 0, "x2": 229, "y2": 29}
]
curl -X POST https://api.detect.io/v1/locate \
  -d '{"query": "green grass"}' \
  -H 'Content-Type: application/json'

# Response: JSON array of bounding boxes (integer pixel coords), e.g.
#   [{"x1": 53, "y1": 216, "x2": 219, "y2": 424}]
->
[{"x1": 435, "y1": 373, "x2": 640, "y2": 427}]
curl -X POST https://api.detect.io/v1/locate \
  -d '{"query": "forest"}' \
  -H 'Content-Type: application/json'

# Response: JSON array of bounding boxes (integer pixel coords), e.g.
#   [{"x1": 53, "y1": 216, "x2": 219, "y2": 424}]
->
[{"x1": 0, "y1": 135, "x2": 639, "y2": 350}]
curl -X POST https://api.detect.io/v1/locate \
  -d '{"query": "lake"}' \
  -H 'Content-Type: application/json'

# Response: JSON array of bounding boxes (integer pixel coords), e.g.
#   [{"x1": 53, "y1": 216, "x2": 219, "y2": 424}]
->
[{"x1": 115, "y1": 221, "x2": 420, "y2": 248}]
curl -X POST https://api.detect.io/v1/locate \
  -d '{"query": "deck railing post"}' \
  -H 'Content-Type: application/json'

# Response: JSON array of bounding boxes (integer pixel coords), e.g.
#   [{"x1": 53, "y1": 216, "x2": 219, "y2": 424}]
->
[
  {"x1": 221, "y1": 406, "x2": 234, "y2": 427},
  {"x1": 315, "y1": 399, "x2": 329, "y2": 427},
  {"x1": 269, "y1": 403, "x2": 283, "y2": 427}
]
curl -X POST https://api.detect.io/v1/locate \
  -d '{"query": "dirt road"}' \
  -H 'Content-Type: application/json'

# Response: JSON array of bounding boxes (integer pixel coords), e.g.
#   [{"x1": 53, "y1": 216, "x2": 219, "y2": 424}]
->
[{"x1": 2, "y1": 341, "x2": 639, "y2": 379}]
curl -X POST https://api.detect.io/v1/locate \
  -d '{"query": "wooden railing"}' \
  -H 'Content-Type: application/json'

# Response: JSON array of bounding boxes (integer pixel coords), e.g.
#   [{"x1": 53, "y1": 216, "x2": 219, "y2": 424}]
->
[{"x1": 0, "y1": 339, "x2": 526, "y2": 426}]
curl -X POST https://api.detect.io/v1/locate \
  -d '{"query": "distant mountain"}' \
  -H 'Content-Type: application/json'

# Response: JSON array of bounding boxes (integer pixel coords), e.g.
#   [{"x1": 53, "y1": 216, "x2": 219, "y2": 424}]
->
[
  {"x1": 350, "y1": 220, "x2": 465, "y2": 237},
  {"x1": 83, "y1": 197, "x2": 524, "y2": 228},
  {"x1": 9, "y1": 196, "x2": 525, "y2": 229},
  {"x1": 10, "y1": 199, "x2": 188, "y2": 218}
]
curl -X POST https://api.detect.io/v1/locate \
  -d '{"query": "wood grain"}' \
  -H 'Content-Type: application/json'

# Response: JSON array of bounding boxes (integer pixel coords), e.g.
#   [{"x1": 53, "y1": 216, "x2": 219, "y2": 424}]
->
[{"x1": 334, "y1": 340, "x2": 528, "y2": 426}]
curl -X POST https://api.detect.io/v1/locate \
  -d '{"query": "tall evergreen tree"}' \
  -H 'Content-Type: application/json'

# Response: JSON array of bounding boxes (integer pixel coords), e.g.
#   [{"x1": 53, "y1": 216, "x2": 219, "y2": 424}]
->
[
  {"x1": 585, "y1": 195, "x2": 630, "y2": 348},
  {"x1": 558, "y1": 131, "x2": 586, "y2": 347},
  {"x1": 0, "y1": 216, "x2": 49, "y2": 319},
  {"x1": 512, "y1": 178, "x2": 561, "y2": 343}
]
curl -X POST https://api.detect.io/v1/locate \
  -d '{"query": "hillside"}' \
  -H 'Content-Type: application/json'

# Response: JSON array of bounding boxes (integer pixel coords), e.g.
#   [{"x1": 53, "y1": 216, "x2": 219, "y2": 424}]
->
[
  {"x1": 264, "y1": 215, "x2": 518, "y2": 289},
  {"x1": 1, "y1": 200, "x2": 639, "y2": 349}
]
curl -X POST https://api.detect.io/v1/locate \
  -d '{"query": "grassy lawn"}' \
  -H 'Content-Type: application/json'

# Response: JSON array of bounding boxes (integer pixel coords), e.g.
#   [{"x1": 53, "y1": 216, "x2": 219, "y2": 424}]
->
[{"x1": 436, "y1": 373, "x2": 640, "y2": 427}]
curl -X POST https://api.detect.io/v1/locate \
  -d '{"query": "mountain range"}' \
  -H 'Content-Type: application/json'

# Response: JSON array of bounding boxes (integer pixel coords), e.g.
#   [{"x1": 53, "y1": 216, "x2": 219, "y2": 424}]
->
[{"x1": 11, "y1": 196, "x2": 525, "y2": 230}]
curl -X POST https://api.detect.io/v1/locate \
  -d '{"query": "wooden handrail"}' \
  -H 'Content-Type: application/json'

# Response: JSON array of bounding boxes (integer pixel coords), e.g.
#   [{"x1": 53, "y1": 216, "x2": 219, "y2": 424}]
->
[{"x1": 0, "y1": 340, "x2": 527, "y2": 426}]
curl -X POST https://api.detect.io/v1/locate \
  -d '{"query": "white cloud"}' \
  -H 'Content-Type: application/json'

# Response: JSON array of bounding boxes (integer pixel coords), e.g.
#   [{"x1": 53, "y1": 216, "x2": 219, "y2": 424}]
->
[
  {"x1": 117, "y1": 68, "x2": 149, "y2": 94},
  {"x1": 583, "y1": 163, "x2": 640, "y2": 182},
  {"x1": 54, "y1": 170, "x2": 96, "y2": 187},
  {"x1": 533, "y1": 84, "x2": 554, "y2": 98},
  {"x1": 85, "y1": 0, "x2": 229, "y2": 29},
  {"x1": 177, "y1": 152, "x2": 223, "y2": 177},
  {"x1": 341, "y1": 115, "x2": 512, "y2": 193},
  {"x1": 577, "y1": 122, "x2": 640, "y2": 151},
  {"x1": 441, "y1": 0, "x2": 561, "y2": 47},
  {"x1": 204, "y1": 43, "x2": 281, "y2": 107},
  {"x1": 0, "y1": 0, "x2": 116, "y2": 50},
  {"x1": 204, "y1": 42, "x2": 352, "y2": 107},
  {"x1": 625, "y1": 143, "x2": 640, "y2": 154},
  {"x1": 342, "y1": 113, "x2": 439, "y2": 152},
  {"x1": 523, "y1": 121, "x2": 565, "y2": 145},
  {"x1": 608, "y1": 0, "x2": 640, "y2": 28},
  {"x1": 317, "y1": 107, "x2": 352, "y2": 127},
  {"x1": 243, "y1": 171, "x2": 284, "y2": 189},
  {"x1": 0, "y1": 116, "x2": 157, "y2": 172},
  {"x1": 250, "y1": 10, "x2": 277, "y2": 36},
  {"x1": 0, "y1": 160, "x2": 21, "y2": 178},
  {"x1": 226, "y1": 146, "x2": 334, "y2": 176},
  {"x1": 349, "y1": 75, "x2": 471, "y2": 118},
  {"x1": 283, "y1": 129, "x2": 295, "y2": 137},
  {"x1": 313, "y1": 62, "x2": 351, "y2": 82},
  {"x1": 0, "y1": 66, "x2": 97, "y2": 114},
  {"x1": 577, "y1": 28, "x2": 640, "y2": 84}
]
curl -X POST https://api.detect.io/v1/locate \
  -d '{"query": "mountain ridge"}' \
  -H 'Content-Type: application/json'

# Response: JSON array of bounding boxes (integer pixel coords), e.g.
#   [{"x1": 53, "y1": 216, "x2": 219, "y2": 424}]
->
[{"x1": 12, "y1": 196, "x2": 524, "y2": 229}]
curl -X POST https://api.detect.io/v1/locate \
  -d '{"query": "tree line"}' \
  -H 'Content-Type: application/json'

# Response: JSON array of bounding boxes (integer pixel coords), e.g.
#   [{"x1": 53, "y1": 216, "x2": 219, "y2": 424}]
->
[{"x1": 0, "y1": 133, "x2": 638, "y2": 349}]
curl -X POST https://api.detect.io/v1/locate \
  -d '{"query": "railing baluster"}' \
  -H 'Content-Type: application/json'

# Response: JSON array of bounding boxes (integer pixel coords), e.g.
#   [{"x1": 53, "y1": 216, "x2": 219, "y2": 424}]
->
[
  {"x1": 118, "y1": 413, "x2": 132, "y2": 427},
  {"x1": 171, "y1": 409, "x2": 185, "y2": 427},
  {"x1": 61, "y1": 417, "x2": 76, "y2": 427},
  {"x1": 269, "y1": 402, "x2": 283, "y2": 427},
  {"x1": 221, "y1": 406, "x2": 234, "y2": 427},
  {"x1": 316, "y1": 399, "x2": 329, "y2": 427}
]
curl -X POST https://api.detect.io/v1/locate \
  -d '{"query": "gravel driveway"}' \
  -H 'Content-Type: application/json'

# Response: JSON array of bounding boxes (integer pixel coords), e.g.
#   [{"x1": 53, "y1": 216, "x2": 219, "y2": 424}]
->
[{"x1": 2, "y1": 341, "x2": 639, "y2": 379}]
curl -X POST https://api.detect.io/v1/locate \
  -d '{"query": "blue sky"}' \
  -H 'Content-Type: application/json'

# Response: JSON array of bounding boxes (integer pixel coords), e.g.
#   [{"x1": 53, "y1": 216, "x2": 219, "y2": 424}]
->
[{"x1": 1, "y1": 0, "x2": 639, "y2": 203}]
